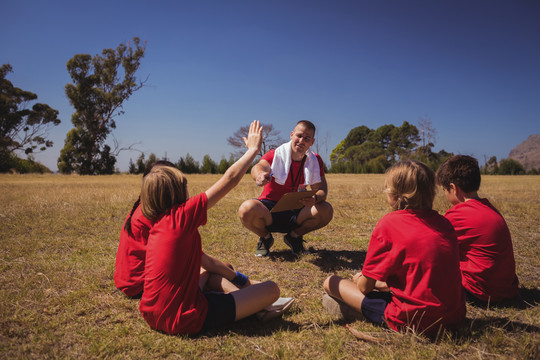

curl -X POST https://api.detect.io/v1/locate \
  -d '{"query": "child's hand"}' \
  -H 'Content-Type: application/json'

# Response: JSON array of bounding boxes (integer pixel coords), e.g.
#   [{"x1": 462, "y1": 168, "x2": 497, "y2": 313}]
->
[
  {"x1": 375, "y1": 281, "x2": 390, "y2": 292},
  {"x1": 352, "y1": 272, "x2": 362, "y2": 284},
  {"x1": 243, "y1": 120, "x2": 263, "y2": 154}
]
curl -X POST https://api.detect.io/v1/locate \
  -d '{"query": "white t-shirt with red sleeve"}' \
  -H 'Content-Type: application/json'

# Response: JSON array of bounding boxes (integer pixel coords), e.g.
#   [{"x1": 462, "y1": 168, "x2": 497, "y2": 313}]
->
[
  {"x1": 258, "y1": 149, "x2": 325, "y2": 202},
  {"x1": 362, "y1": 209, "x2": 466, "y2": 334},
  {"x1": 444, "y1": 199, "x2": 519, "y2": 302},
  {"x1": 114, "y1": 205, "x2": 152, "y2": 297},
  {"x1": 139, "y1": 192, "x2": 209, "y2": 335}
]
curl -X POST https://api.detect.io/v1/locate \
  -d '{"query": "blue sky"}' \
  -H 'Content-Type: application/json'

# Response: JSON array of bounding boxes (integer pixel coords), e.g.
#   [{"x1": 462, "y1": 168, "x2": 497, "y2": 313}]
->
[{"x1": 2, "y1": 0, "x2": 539, "y2": 172}]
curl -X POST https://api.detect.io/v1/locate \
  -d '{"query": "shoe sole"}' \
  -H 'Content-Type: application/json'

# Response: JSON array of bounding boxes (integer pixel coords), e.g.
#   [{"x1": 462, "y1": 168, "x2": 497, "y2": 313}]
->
[{"x1": 257, "y1": 298, "x2": 295, "y2": 322}]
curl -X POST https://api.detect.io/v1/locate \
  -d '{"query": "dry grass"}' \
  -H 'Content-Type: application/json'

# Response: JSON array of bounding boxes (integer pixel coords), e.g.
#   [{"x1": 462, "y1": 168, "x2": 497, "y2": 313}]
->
[{"x1": 0, "y1": 173, "x2": 538, "y2": 359}]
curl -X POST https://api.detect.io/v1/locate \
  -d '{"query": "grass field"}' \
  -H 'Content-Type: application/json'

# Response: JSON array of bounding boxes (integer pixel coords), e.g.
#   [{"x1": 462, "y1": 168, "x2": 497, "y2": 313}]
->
[{"x1": 0, "y1": 173, "x2": 538, "y2": 359}]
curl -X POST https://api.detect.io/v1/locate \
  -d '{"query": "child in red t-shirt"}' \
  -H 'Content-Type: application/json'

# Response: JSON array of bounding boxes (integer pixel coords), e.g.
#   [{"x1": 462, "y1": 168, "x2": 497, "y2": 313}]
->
[
  {"x1": 436, "y1": 155, "x2": 519, "y2": 304},
  {"x1": 323, "y1": 160, "x2": 466, "y2": 335},
  {"x1": 138, "y1": 121, "x2": 282, "y2": 335},
  {"x1": 114, "y1": 161, "x2": 261, "y2": 299},
  {"x1": 114, "y1": 161, "x2": 175, "y2": 298}
]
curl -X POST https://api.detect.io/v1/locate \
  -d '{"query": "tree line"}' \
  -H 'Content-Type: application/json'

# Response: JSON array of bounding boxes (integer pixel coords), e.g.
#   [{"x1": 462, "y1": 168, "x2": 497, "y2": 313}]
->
[
  {"x1": 0, "y1": 37, "x2": 535, "y2": 175},
  {"x1": 328, "y1": 119, "x2": 453, "y2": 173},
  {"x1": 128, "y1": 152, "x2": 238, "y2": 175}
]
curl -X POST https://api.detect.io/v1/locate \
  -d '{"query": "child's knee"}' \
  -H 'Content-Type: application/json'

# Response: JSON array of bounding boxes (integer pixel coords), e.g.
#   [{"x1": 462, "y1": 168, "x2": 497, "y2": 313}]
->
[
  {"x1": 323, "y1": 275, "x2": 342, "y2": 294},
  {"x1": 323, "y1": 275, "x2": 335, "y2": 293},
  {"x1": 265, "y1": 280, "x2": 280, "y2": 301}
]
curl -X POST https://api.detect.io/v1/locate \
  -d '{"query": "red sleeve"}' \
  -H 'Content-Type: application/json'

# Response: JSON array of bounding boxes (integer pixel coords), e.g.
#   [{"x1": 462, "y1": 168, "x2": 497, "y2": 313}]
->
[
  {"x1": 261, "y1": 149, "x2": 275, "y2": 165},
  {"x1": 174, "y1": 193, "x2": 207, "y2": 233},
  {"x1": 361, "y1": 215, "x2": 402, "y2": 281}
]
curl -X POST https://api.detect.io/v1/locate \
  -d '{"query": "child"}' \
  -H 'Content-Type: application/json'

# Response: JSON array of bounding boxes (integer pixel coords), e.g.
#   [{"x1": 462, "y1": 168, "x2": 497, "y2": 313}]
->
[
  {"x1": 115, "y1": 161, "x2": 255, "y2": 298},
  {"x1": 435, "y1": 155, "x2": 519, "y2": 305},
  {"x1": 139, "y1": 121, "x2": 282, "y2": 335},
  {"x1": 114, "y1": 160, "x2": 175, "y2": 298},
  {"x1": 323, "y1": 161, "x2": 466, "y2": 335},
  {"x1": 114, "y1": 159, "x2": 290, "y2": 317}
]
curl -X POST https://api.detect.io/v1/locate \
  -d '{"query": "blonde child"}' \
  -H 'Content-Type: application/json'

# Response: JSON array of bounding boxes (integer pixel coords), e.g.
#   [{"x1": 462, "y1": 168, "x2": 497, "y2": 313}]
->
[
  {"x1": 139, "y1": 121, "x2": 281, "y2": 335},
  {"x1": 114, "y1": 161, "x2": 253, "y2": 299},
  {"x1": 323, "y1": 161, "x2": 466, "y2": 335}
]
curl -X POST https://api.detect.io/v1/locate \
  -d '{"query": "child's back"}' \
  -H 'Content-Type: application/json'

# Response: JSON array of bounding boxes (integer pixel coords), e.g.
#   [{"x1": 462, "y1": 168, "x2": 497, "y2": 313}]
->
[
  {"x1": 114, "y1": 205, "x2": 151, "y2": 297},
  {"x1": 323, "y1": 160, "x2": 466, "y2": 336},
  {"x1": 436, "y1": 155, "x2": 519, "y2": 303},
  {"x1": 363, "y1": 208, "x2": 465, "y2": 333},
  {"x1": 444, "y1": 198, "x2": 519, "y2": 302}
]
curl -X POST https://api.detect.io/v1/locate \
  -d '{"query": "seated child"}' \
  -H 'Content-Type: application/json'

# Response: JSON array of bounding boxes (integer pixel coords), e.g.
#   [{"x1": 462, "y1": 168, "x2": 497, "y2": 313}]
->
[
  {"x1": 114, "y1": 159, "x2": 292, "y2": 319},
  {"x1": 323, "y1": 160, "x2": 466, "y2": 335},
  {"x1": 138, "y1": 121, "x2": 283, "y2": 335},
  {"x1": 114, "y1": 161, "x2": 175, "y2": 298},
  {"x1": 435, "y1": 155, "x2": 519, "y2": 304}
]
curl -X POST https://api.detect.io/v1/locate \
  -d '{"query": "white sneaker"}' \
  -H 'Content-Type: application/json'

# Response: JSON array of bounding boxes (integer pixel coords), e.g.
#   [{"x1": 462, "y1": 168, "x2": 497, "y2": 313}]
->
[{"x1": 256, "y1": 297, "x2": 295, "y2": 322}]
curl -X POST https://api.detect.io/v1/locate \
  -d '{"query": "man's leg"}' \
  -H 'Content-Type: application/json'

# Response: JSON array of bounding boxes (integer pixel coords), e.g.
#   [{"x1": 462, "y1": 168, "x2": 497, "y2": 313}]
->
[
  {"x1": 238, "y1": 199, "x2": 274, "y2": 256},
  {"x1": 238, "y1": 199, "x2": 273, "y2": 237},
  {"x1": 295, "y1": 201, "x2": 333, "y2": 236},
  {"x1": 284, "y1": 201, "x2": 333, "y2": 255}
]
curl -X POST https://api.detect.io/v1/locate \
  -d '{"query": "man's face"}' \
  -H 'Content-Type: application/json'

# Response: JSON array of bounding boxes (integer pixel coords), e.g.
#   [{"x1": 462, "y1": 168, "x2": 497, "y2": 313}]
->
[{"x1": 290, "y1": 124, "x2": 315, "y2": 154}]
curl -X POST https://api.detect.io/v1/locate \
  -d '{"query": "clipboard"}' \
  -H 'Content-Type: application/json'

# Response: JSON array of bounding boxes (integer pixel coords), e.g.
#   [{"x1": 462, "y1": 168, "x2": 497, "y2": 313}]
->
[{"x1": 270, "y1": 190, "x2": 317, "y2": 213}]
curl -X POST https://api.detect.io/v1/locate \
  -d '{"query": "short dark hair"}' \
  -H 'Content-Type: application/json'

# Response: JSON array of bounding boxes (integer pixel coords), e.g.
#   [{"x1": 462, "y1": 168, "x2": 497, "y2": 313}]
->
[
  {"x1": 296, "y1": 120, "x2": 316, "y2": 135},
  {"x1": 435, "y1": 155, "x2": 481, "y2": 193}
]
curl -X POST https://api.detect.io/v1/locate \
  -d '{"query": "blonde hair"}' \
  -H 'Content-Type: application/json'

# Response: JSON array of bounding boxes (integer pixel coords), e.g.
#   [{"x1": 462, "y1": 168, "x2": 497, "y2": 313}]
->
[
  {"x1": 384, "y1": 160, "x2": 435, "y2": 211},
  {"x1": 140, "y1": 166, "x2": 188, "y2": 220}
]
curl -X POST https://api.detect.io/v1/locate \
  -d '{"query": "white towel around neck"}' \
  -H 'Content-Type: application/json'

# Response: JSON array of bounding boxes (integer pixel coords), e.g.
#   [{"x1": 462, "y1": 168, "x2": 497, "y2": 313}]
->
[{"x1": 270, "y1": 141, "x2": 321, "y2": 186}]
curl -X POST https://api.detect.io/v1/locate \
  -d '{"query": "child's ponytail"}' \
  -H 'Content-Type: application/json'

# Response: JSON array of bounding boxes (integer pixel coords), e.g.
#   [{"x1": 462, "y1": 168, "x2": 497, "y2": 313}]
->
[{"x1": 124, "y1": 198, "x2": 141, "y2": 237}]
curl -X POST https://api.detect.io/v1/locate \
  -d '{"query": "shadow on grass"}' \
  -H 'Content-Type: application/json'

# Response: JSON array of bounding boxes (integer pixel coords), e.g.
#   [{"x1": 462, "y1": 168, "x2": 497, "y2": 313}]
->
[
  {"x1": 195, "y1": 316, "x2": 305, "y2": 338},
  {"x1": 460, "y1": 316, "x2": 540, "y2": 338},
  {"x1": 308, "y1": 248, "x2": 367, "y2": 272},
  {"x1": 466, "y1": 286, "x2": 540, "y2": 310},
  {"x1": 266, "y1": 249, "x2": 305, "y2": 262}
]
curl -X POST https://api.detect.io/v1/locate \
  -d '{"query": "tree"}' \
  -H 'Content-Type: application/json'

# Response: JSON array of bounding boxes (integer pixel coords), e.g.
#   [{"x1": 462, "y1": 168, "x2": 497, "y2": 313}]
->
[
  {"x1": 482, "y1": 156, "x2": 499, "y2": 175},
  {"x1": 329, "y1": 121, "x2": 422, "y2": 173},
  {"x1": 498, "y1": 158, "x2": 525, "y2": 175},
  {"x1": 128, "y1": 158, "x2": 137, "y2": 174},
  {"x1": 0, "y1": 64, "x2": 61, "y2": 170},
  {"x1": 218, "y1": 155, "x2": 235, "y2": 174},
  {"x1": 227, "y1": 122, "x2": 285, "y2": 158},
  {"x1": 200, "y1": 154, "x2": 217, "y2": 174},
  {"x1": 417, "y1": 117, "x2": 437, "y2": 160},
  {"x1": 388, "y1": 121, "x2": 420, "y2": 162},
  {"x1": 58, "y1": 37, "x2": 146, "y2": 174},
  {"x1": 177, "y1": 153, "x2": 200, "y2": 174}
]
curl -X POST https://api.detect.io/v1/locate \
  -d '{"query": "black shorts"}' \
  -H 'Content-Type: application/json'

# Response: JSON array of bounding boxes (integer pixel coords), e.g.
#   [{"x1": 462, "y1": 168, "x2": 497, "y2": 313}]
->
[
  {"x1": 260, "y1": 199, "x2": 301, "y2": 234},
  {"x1": 200, "y1": 292, "x2": 236, "y2": 332},
  {"x1": 361, "y1": 291, "x2": 392, "y2": 326}
]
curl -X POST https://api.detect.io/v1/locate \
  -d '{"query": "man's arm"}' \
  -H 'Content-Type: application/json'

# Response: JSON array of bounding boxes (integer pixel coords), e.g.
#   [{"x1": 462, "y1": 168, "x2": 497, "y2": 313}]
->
[
  {"x1": 299, "y1": 176, "x2": 328, "y2": 207},
  {"x1": 251, "y1": 159, "x2": 272, "y2": 186}
]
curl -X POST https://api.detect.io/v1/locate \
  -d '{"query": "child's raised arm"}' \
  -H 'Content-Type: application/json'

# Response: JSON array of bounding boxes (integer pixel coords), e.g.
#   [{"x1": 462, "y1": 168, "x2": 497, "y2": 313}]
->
[{"x1": 205, "y1": 120, "x2": 263, "y2": 209}]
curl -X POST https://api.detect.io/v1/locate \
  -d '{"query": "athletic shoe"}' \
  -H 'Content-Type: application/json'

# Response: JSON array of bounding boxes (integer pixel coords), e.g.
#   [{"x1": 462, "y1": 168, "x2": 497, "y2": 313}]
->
[
  {"x1": 283, "y1": 233, "x2": 306, "y2": 256},
  {"x1": 256, "y1": 297, "x2": 295, "y2": 322},
  {"x1": 322, "y1": 293, "x2": 364, "y2": 321},
  {"x1": 255, "y1": 235, "x2": 274, "y2": 257}
]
